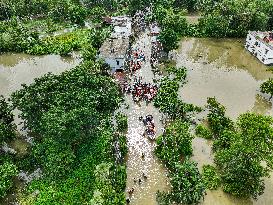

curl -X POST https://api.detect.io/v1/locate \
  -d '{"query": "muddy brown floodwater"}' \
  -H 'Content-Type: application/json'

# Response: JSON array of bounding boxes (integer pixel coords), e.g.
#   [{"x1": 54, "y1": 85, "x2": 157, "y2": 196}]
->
[
  {"x1": 0, "y1": 52, "x2": 80, "y2": 97},
  {"x1": 172, "y1": 38, "x2": 273, "y2": 205},
  {"x1": 0, "y1": 52, "x2": 80, "y2": 205},
  {"x1": 123, "y1": 32, "x2": 170, "y2": 205}
]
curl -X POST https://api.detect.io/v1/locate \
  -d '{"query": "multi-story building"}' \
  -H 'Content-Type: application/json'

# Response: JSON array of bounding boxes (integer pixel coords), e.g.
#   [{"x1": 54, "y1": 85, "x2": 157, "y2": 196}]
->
[{"x1": 245, "y1": 31, "x2": 273, "y2": 65}]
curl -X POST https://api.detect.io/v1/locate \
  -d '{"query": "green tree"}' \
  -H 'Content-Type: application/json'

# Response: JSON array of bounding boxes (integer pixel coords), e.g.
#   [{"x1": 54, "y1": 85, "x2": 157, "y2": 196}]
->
[
  {"x1": 158, "y1": 28, "x2": 179, "y2": 53},
  {"x1": 170, "y1": 159, "x2": 205, "y2": 204},
  {"x1": 260, "y1": 78, "x2": 273, "y2": 99},
  {"x1": 0, "y1": 95, "x2": 16, "y2": 143},
  {"x1": 156, "y1": 120, "x2": 193, "y2": 168},
  {"x1": 0, "y1": 161, "x2": 18, "y2": 198},
  {"x1": 202, "y1": 165, "x2": 221, "y2": 190}
]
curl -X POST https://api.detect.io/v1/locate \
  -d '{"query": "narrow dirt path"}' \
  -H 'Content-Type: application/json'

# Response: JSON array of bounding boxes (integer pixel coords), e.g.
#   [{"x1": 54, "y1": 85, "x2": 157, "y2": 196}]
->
[{"x1": 124, "y1": 31, "x2": 170, "y2": 205}]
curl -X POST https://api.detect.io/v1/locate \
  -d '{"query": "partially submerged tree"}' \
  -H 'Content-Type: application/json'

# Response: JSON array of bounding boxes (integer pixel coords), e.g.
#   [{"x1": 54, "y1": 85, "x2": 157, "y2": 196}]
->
[
  {"x1": 207, "y1": 98, "x2": 273, "y2": 199},
  {"x1": 260, "y1": 78, "x2": 273, "y2": 99}
]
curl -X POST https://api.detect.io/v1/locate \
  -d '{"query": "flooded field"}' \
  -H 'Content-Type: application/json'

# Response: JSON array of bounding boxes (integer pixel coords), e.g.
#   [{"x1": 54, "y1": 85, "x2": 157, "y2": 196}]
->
[
  {"x1": 0, "y1": 53, "x2": 80, "y2": 97},
  {"x1": 174, "y1": 38, "x2": 273, "y2": 205},
  {"x1": 174, "y1": 38, "x2": 273, "y2": 119},
  {"x1": 0, "y1": 53, "x2": 80, "y2": 205}
]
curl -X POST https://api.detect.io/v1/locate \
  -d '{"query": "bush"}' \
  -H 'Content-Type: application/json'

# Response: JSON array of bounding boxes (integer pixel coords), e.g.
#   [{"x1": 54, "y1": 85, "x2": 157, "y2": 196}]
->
[
  {"x1": 0, "y1": 161, "x2": 18, "y2": 198},
  {"x1": 170, "y1": 160, "x2": 205, "y2": 204},
  {"x1": 115, "y1": 113, "x2": 128, "y2": 132},
  {"x1": 202, "y1": 165, "x2": 221, "y2": 190},
  {"x1": 156, "y1": 120, "x2": 193, "y2": 169},
  {"x1": 195, "y1": 124, "x2": 213, "y2": 139}
]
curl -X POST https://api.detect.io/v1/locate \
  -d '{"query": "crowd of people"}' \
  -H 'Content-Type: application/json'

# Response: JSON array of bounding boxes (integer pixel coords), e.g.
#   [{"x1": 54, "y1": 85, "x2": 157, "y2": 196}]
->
[
  {"x1": 122, "y1": 77, "x2": 158, "y2": 102},
  {"x1": 142, "y1": 115, "x2": 156, "y2": 139},
  {"x1": 129, "y1": 47, "x2": 145, "y2": 72}
]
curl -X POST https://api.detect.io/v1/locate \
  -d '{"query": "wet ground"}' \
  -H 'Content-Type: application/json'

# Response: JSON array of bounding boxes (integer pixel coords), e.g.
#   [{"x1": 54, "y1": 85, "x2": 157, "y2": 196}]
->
[
  {"x1": 172, "y1": 37, "x2": 273, "y2": 205},
  {"x1": 123, "y1": 32, "x2": 170, "y2": 205}
]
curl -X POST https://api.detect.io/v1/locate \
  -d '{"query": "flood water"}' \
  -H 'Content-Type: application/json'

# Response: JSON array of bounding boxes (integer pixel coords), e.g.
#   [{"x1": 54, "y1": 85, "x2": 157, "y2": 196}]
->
[
  {"x1": 123, "y1": 32, "x2": 170, "y2": 205},
  {"x1": 0, "y1": 52, "x2": 80, "y2": 97},
  {"x1": 0, "y1": 52, "x2": 80, "y2": 205},
  {"x1": 173, "y1": 38, "x2": 273, "y2": 204}
]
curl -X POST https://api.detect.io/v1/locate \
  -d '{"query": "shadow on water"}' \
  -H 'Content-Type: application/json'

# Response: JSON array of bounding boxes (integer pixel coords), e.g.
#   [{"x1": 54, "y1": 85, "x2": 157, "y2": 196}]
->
[{"x1": 173, "y1": 37, "x2": 273, "y2": 205}]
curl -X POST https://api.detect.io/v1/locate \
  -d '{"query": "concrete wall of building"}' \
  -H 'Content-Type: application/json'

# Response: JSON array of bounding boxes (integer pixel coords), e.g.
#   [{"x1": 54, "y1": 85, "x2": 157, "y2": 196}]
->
[
  {"x1": 104, "y1": 57, "x2": 125, "y2": 73},
  {"x1": 245, "y1": 33, "x2": 273, "y2": 65}
]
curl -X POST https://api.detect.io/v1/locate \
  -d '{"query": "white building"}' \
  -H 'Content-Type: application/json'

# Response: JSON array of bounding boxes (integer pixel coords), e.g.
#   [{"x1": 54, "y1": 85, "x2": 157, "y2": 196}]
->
[
  {"x1": 110, "y1": 16, "x2": 132, "y2": 38},
  {"x1": 99, "y1": 38, "x2": 130, "y2": 73},
  {"x1": 99, "y1": 16, "x2": 131, "y2": 72},
  {"x1": 245, "y1": 31, "x2": 273, "y2": 65}
]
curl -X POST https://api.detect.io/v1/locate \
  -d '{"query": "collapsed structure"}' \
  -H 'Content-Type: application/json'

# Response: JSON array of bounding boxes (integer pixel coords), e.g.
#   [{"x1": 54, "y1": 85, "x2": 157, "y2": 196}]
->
[
  {"x1": 245, "y1": 31, "x2": 273, "y2": 65},
  {"x1": 99, "y1": 16, "x2": 132, "y2": 72}
]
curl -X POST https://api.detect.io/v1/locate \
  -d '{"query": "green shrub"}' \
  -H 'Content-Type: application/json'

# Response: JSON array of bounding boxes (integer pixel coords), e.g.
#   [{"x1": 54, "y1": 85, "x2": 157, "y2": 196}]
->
[
  {"x1": 0, "y1": 161, "x2": 18, "y2": 198},
  {"x1": 202, "y1": 165, "x2": 221, "y2": 190},
  {"x1": 195, "y1": 124, "x2": 213, "y2": 139},
  {"x1": 115, "y1": 113, "x2": 128, "y2": 132}
]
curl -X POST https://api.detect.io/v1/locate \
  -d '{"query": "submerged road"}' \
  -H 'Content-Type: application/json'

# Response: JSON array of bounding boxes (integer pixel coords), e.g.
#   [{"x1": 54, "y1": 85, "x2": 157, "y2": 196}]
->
[{"x1": 123, "y1": 31, "x2": 170, "y2": 204}]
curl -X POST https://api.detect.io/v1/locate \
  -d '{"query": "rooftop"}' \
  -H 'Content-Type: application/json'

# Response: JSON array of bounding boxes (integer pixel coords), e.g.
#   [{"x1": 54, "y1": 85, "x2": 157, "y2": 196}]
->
[
  {"x1": 250, "y1": 31, "x2": 273, "y2": 49},
  {"x1": 99, "y1": 38, "x2": 129, "y2": 59},
  {"x1": 103, "y1": 16, "x2": 132, "y2": 38}
]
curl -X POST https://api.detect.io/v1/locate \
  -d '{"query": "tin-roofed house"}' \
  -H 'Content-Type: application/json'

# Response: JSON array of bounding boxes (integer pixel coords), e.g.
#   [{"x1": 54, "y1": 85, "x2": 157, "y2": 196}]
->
[
  {"x1": 245, "y1": 31, "x2": 273, "y2": 65},
  {"x1": 99, "y1": 16, "x2": 132, "y2": 73},
  {"x1": 99, "y1": 38, "x2": 130, "y2": 73}
]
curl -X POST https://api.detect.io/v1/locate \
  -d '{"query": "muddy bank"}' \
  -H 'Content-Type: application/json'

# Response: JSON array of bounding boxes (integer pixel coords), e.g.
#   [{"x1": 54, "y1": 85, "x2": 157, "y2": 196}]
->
[{"x1": 173, "y1": 38, "x2": 273, "y2": 205}]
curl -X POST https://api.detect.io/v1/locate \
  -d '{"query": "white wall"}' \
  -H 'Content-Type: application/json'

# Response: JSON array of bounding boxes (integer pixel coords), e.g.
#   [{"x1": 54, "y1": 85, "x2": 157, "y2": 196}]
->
[
  {"x1": 104, "y1": 58, "x2": 125, "y2": 72},
  {"x1": 245, "y1": 33, "x2": 273, "y2": 65}
]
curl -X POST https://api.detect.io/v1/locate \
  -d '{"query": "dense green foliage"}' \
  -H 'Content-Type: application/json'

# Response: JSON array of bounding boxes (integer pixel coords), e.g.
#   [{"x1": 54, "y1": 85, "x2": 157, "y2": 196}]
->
[
  {"x1": 11, "y1": 60, "x2": 127, "y2": 204},
  {"x1": 207, "y1": 98, "x2": 273, "y2": 199},
  {"x1": 152, "y1": 6, "x2": 188, "y2": 53},
  {"x1": 0, "y1": 161, "x2": 18, "y2": 198},
  {"x1": 0, "y1": 96, "x2": 16, "y2": 143},
  {"x1": 202, "y1": 165, "x2": 221, "y2": 190},
  {"x1": 195, "y1": 124, "x2": 213, "y2": 139},
  {"x1": 154, "y1": 67, "x2": 201, "y2": 119},
  {"x1": 197, "y1": 0, "x2": 273, "y2": 37},
  {"x1": 0, "y1": 18, "x2": 110, "y2": 55},
  {"x1": 156, "y1": 120, "x2": 205, "y2": 204},
  {"x1": 0, "y1": 96, "x2": 18, "y2": 199},
  {"x1": 169, "y1": 159, "x2": 205, "y2": 204},
  {"x1": 155, "y1": 120, "x2": 193, "y2": 168},
  {"x1": 260, "y1": 79, "x2": 273, "y2": 99},
  {"x1": 115, "y1": 113, "x2": 128, "y2": 132}
]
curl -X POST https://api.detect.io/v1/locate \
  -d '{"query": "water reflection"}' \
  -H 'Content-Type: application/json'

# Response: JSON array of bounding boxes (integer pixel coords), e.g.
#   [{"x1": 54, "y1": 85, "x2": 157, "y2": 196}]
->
[
  {"x1": 0, "y1": 53, "x2": 81, "y2": 97},
  {"x1": 124, "y1": 32, "x2": 170, "y2": 205}
]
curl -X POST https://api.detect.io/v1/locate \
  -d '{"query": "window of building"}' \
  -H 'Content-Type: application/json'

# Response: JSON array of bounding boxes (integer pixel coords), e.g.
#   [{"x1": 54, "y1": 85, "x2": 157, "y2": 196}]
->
[
  {"x1": 116, "y1": 60, "x2": 120, "y2": 65},
  {"x1": 265, "y1": 49, "x2": 269, "y2": 55}
]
